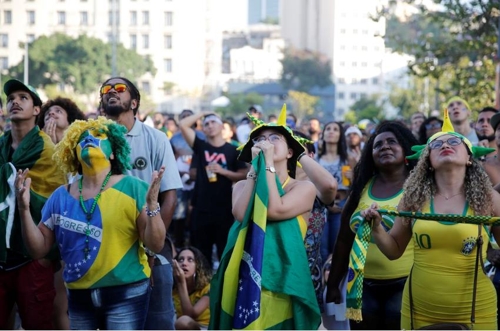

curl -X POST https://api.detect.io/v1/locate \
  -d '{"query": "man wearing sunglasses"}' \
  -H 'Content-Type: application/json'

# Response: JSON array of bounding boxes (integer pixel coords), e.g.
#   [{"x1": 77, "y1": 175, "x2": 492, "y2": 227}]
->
[{"x1": 100, "y1": 77, "x2": 182, "y2": 330}]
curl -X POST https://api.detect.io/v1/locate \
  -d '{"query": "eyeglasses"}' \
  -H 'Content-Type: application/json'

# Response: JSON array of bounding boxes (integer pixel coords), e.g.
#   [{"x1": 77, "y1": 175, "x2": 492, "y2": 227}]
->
[
  {"x1": 429, "y1": 136, "x2": 463, "y2": 149},
  {"x1": 100, "y1": 83, "x2": 128, "y2": 95},
  {"x1": 425, "y1": 123, "x2": 441, "y2": 130},
  {"x1": 252, "y1": 133, "x2": 283, "y2": 144}
]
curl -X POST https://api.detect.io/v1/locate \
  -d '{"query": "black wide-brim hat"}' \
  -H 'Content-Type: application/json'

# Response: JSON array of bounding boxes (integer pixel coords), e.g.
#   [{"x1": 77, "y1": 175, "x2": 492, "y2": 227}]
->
[{"x1": 237, "y1": 104, "x2": 310, "y2": 178}]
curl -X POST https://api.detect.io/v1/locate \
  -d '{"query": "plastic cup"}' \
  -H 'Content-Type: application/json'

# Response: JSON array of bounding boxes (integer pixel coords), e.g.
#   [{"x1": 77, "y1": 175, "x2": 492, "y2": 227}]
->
[
  {"x1": 341, "y1": 165, "x2": 351, "y2": 186},
  {"x1": 206, "y1": 166, "x2": 217, "y2": 182}
]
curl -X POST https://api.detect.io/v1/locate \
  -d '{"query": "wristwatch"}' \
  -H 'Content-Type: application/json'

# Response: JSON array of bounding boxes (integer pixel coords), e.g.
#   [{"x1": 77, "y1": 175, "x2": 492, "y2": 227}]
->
[{"x1": 265, "y1": 166, "x2": 276, "y2": 173}]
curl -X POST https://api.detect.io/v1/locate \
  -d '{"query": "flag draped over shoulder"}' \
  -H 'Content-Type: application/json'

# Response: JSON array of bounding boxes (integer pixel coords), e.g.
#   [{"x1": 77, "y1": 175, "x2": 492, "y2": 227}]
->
[
  {"x1": 0, "y1": 127, "x2": 66, "y2": 262},
  {"x1": 209, "y1": 152, "x2": 320, "y2": 330}
]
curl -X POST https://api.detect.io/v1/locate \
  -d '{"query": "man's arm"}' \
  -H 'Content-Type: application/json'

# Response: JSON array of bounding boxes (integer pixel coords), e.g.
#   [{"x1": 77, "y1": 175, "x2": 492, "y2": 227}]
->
[
  {"x1": 179, "y1": 112, "x2": 209, "y2": 147},
  {"x1": 159, "y1": 189, "x2": 177, "y2": 232}
]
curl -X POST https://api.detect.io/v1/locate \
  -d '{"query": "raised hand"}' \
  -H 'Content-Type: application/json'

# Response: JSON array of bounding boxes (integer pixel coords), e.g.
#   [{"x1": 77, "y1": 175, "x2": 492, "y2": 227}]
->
[
  {"x1": 146, "y1": 166, "x2": 165, "y2": 206},
  {"x1": 251, "y1": 140, "x2": 274, "y2": 162},
  {"x1": 42, "y1": 118, "x2": 58, "y2": 144},
  {"x1": 15, "y1": 169, "x2": 31, "y2": 210}
]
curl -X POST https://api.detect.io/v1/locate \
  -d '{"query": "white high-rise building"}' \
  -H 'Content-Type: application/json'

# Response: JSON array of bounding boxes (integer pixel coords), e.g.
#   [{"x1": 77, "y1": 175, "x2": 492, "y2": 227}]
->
[
  {"x1": 281, "y1": 0, "x2": 399, "y2": 120},
  {"x1": 0, "y1": 0, "x2": 243, "y2": 113}
]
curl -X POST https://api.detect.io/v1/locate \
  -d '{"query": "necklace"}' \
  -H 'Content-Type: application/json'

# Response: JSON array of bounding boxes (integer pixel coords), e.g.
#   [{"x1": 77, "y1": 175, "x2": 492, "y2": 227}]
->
[
  {"x1": 78, "y1": 171, "x2": 112, "y2": 256},
  {"x1": 435, "y1": 191, "x2": 463, "y2": 200}
]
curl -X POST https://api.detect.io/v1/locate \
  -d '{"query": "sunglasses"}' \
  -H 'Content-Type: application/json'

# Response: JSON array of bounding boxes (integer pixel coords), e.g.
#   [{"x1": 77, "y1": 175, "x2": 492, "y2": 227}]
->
[
  {"x1": 252, "y1": 133, "x2": 283, "y2": 144},
  {"x1": 429, "y1": 136, "x2": 463, "y2": 150},
  {"x1": 100, "y1": 83, "x2": 128, "y2": 95},
  {"x1": 425, "y1": 123, "x2": 441, "y2": 130}
]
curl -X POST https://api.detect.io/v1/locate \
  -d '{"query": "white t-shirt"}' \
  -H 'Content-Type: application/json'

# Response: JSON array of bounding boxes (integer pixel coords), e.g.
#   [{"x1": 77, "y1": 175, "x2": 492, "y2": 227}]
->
[{"x1": 126, "y1": 119, "x2": 182, "y2": 192}]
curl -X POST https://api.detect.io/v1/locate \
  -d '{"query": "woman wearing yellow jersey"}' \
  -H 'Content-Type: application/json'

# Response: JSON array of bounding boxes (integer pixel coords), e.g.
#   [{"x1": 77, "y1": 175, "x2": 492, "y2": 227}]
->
[
  {"x1": 363, "y1": 110, "x2": 500, "y2": 329},
  {"x1": 326, "y1": 121, "x2": 419, "y2": 329}
]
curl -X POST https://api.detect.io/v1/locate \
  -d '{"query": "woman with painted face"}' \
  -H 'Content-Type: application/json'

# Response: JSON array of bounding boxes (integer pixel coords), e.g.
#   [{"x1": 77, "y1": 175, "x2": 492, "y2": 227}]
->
[
  {"x1": 172, "y1": 246, "x2": 212, "y2": 330},
  {"x1": 362, "y1": 111, "x2": 500, "y2": 329},
  {"x1": 16, "y1": 117, "x2": 166, "y2": 330}
]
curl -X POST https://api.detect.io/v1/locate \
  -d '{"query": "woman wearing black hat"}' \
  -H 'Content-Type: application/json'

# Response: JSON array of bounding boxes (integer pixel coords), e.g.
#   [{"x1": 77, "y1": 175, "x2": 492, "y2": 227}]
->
[{"x1": 209, "y1": 106, "x2": 321, "y2": 330}]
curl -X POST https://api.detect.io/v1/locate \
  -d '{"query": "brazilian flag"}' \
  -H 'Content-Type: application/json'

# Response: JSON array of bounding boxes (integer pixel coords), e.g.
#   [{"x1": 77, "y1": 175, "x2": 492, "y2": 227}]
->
[
  {"x1": 209, "y1": 153, "x2": 320, "y2": 330},
  {"x1": 0, "y1": 127, "x2": 66, "y2": 262}
]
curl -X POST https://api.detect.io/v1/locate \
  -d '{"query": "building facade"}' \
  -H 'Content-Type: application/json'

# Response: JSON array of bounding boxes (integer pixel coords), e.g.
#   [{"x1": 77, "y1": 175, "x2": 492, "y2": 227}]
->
[
  {"x1": 280, "y1": 0, "x2": 407, "y2": 120},
  {"x1": 0, "y1": 0, "x2": 232, "y2": 113}
]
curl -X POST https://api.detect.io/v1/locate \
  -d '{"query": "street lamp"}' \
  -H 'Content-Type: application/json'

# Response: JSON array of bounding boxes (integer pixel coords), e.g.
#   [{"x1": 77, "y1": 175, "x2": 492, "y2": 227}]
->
[{"x1": 24, "y1": 41, "x2": 29, "y2": 85}]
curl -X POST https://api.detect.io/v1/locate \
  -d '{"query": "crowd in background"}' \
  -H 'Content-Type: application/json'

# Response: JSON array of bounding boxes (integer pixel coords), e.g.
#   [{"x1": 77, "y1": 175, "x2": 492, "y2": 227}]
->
[{"x1": 2, "y1": 76, "x2": 500, "y2": 330}]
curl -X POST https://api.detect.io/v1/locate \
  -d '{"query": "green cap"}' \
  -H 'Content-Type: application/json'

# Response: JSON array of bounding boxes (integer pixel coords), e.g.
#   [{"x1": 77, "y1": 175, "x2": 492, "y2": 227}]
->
[
  {"x1": 491, "y1": 112, "x2": 500, "y2": 132},
  {"x1": 3, "y1": 79, "x2": 42, "y2": 106}
]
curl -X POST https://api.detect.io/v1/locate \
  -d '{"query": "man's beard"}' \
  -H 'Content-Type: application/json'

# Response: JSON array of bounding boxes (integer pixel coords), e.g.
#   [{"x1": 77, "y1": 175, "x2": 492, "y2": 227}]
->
[
  {"x1": 103, "y1": 100, "x2": 131, "y2": 117},
  {"x1": 477, "y1": 133, "x2": 495, "y2": 142},
  {"x1": 308, "y1": 128, "x2": 319, "y2": 135}
]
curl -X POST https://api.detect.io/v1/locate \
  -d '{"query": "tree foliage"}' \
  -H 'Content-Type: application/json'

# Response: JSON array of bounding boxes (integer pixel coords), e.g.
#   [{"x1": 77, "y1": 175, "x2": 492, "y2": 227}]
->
[
  {"x1": 280, "y1": 47, "x2": 333, "y2": 92},
  {"x1": 345, "y1": 95, "x2": 385, "y2": 124},
  {"x1": 379, "y1": 0, "x2": 499, "y2": 109},
  {"x1": 8, "y1": 33, "x2": 156, "y2": 96},
  {"x1": 287, "y1": 90, "x2": 319, "y2": 121},
  {"x1": 388, "y1": 76, "x2": 441, "y2": 119}
]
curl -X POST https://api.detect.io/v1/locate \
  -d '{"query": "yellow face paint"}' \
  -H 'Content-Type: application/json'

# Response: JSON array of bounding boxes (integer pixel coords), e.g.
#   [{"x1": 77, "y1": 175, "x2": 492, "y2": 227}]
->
[{"x1": 76, "y1": 129, "x2": 112, "y2": 175}]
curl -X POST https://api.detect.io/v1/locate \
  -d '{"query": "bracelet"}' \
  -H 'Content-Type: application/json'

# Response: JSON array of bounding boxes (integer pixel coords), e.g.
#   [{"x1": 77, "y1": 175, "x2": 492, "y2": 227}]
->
[
  {"x1": 297, "y1": 152, "x2": 307, "y2": 162},
  {"x1": 146, "y1": 203, "x2": 161, "y2": 217},
  {"x1": 246, "y1": 171, "x2": 257, "y2": 180},
  {"x1": 144, "y1": 247, "x2": 156, "y2": 257}
]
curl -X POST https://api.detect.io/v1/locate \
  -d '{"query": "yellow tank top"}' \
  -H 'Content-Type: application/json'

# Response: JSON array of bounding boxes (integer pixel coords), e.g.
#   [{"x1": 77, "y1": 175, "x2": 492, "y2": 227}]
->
[
  {"x1": 401, "y1": 199, "x2": 496, "y2": 329},
  {"x1": 349, "y1": 178, "x2": 414, "y2": 279},
  {"x1": 412, "y1": 199, "x2": 490, "y2": 275}
]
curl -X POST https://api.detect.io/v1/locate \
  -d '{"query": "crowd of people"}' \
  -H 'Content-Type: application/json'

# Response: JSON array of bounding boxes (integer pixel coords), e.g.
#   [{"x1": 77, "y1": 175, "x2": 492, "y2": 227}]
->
[{"x1": 1, "y1": 76, "x2": 500, "y2": 330}]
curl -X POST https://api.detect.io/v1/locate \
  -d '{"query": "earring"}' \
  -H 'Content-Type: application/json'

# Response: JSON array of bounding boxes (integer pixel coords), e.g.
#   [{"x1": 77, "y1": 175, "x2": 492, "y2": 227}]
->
[
  {"x1": 405, "y1": 159, "x2": 409, "y2": 166},
  {"x1": 466, "y1": 160, "x2": 472, "y2": 166},
  {"x1": 193, "y1": 273, "x2": 196, "y2": 279},
  {"x1": 428, "y1": 167, "x2": 434, "y2": 172}
]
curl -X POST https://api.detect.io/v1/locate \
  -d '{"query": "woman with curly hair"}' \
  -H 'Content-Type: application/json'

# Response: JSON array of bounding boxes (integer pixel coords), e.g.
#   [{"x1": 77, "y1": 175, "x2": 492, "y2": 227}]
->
[
  {"x1": 172, "y1": 246, "x2": 212, "y2": 330},
  {"x1": 37, "y1": 97, "x2": 86, "y2": 329},
  {"x1": 362, "y1": 111, "x2": 500, "y2": 329},
  {"x1": 16, "y1": 117, "x2": 166, "y2": 330},
  {"x1": 326, "y1": 121, "x2": 419, "y2": 330},
  {"x1": 38, "y1": 97, "x2": 86, "y2": 144}
]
